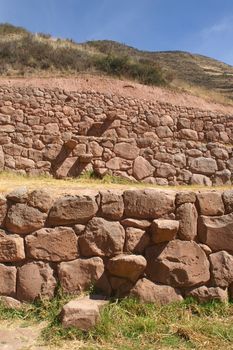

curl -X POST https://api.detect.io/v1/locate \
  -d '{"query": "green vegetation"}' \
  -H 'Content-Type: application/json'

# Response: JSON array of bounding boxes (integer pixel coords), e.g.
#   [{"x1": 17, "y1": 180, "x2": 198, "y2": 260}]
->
[
  {"x1": 1, "y1": 295, "x2": 233, "y2": 349},
  {"x1": 0, "y1": 23, "x2": 167, "y2": 86}
]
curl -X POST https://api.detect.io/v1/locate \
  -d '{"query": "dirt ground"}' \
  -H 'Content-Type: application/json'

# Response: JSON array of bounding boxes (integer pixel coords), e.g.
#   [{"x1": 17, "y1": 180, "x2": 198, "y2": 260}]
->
[
  {"x1": 1, "y1": 74, "x2": 233, "y2": 113},
  {"x1": 0, "y1": 320, "x2": 86, "y2": 350}
]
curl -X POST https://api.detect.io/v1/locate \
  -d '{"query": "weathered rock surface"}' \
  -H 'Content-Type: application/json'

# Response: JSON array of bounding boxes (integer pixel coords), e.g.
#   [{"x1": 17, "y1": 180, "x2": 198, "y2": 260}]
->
[
  {"x1": 58, "y1": 257, "x2": 105, "y2": 293},
  {"x1": 48, "y1": 195, "x2": 98, "y2": 226},
  {"x1": 0, "y1": 296, "x2": 22, "y2": 309},
  {"x1": 176, "y1": 203, "x2": 198, "y2": 240},
  {"x1": 151, "y1": 219, "x2": 179, "y2": 243},
  {"x1": 5, "y1": 203, "x2": 46, "y2": 235},
  {"x1": 121, "y1": 218, "x2": 151, "y2": 230},
  {"x1": 17, "y1": 261, "x2": 56, "y2": 302},
  {"x1": 0, "y1": 264, "x2": 16, "y2": 296},
  {"x1": 186, "y1": 286, "x2": 228, "y2": 303},
  {"x1": 209, "y1": 251, "x2": 233, "y2": 287},
  {"x1": 189, "y1": 157, "x2": 217, "y2": 175},
  {"x1": 176, "y1": 191, "x2": 196, "y2": 205},
  {"x1": 0, "y1": 234, "x2": 25, "y2": 262},
  {"x1": 124, "y1": 189, "x2": 175, "y2": 219},
  {"x1": 125, "y1": 227, "x2": 150, "y2": 254},
  {"x1": 114, "y1": 143, "x2": 139, "y2": 160},
  {"x1": 100, "y1": 190, "x2": 124, "y2": 220},
  {"x1": 27, "y1": 189, "x2": 53, "y2": 213},
  {"x1": 223, "y1": 190, "x2": 233, "y2": 214},
  {"x1": 146, "y1": 240, "x2": 210, "y2": 287},
  {"x1": 0, "y1": 196, "x2": 7, "y2": 227},
  {"x1": 61, "y1": 296, "x2": 109, "y2": 331},
  {"x1": 107, "y1": 254, "x2": 147, "y2": 282},
  {"x1": 25, "y1": 227, "x2": 78, "y2": 262},
  {"x1": 198, "y1": 213, "x2": 233, "y2": 252},
  {"x1": 130, "y1": 278, "x2": 183, "y2": 304},
  {"x1": 133, "y1": 156, "x2": 154, "y2": 180},
  {"x1": 197, "y1": 192, "x2": 224, "y2": 216},
  {"x1": 79, "y1": 217, "x2": 125, "y2": 257}
]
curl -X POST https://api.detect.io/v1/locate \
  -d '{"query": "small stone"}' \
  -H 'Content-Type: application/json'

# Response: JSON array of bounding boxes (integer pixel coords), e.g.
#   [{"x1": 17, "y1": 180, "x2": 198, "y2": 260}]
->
[
  {"x1": 121, "y1": 218, "x2": 151, "y2": 229},
  {"x1": 61, "y1": 296, "x2": 109, "y2": 331},
  {"x1": 186, "y1": 286, "x2": 228, "y2": 303},
  {"x1": 125, "y1": 227, "x2": 150, "y2": 254},
  {"x1": 223, "y1": 190, "x2": 233, "y2": 214},
  {"x1": 100, "y1": 190, "x2": 124, "y2": 220},
  {"x1": 133, "y1": 157, "x2": 154, "y2": 180},
  {"x1": 0, "y1": 264, "x2": 16, "y2": 296},
  {"x1": 151, "y1": 219, "x2": 179, "y2": 243},
  {"x1": 7, "y1": 187, "x2": 28, "y2": 203},
  {"x1": 107, "y1": 254, "x2": 147, "y2": 282},
  {"x1": 176, "y1": 191, "x2": 196, "y2": 205},
  {"x1": 0, "y1": 296, "x2": 22, "y2": 309},
  {"x1": 27, "y1": 189, "x2": 53, "y2": 213},
  {"x1": 0, "y1": 234, "x2": 25, "y2": 262},
  {"x1": 130, "y1": 278, "x2": 183, "y2": 304}
]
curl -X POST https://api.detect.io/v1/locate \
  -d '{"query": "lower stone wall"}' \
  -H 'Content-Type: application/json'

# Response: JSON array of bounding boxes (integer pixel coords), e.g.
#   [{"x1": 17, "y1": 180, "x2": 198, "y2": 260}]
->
[{"x1": 1, "y1": 187, "x2": 233, "y2": 304}]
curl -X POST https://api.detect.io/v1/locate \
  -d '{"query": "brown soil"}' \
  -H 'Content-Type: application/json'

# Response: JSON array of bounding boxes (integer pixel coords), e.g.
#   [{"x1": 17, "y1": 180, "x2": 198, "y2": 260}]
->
[{"x1": 1, "y1": 74, "x2": 233, "y2": 113}]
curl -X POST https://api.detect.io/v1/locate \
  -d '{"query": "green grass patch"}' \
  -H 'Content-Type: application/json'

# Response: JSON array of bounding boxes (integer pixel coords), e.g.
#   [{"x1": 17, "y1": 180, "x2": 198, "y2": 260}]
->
[{"x1": 1, "y1": 295, "x2": 233, "y2": 349}]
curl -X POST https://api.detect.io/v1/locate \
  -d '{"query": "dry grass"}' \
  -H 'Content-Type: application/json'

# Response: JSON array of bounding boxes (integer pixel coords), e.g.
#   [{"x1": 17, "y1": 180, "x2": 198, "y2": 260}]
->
[{"x1": 0, "y1": 171, "x2": 232, "y2": 196}]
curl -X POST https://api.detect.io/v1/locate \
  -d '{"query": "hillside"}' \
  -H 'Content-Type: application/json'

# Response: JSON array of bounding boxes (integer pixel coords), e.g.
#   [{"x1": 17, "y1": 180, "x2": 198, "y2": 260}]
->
[{"x1": 0, "y1": 23, "x2": 233, "y2": 106}]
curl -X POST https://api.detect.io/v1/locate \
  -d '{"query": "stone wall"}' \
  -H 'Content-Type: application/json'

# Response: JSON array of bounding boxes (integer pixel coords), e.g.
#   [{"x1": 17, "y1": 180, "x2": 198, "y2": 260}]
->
[
  {"x1": 0, "y1": 86, "x2": 233, "y2": 185},
  {"x1": 1, "y1": 187, "x2": 233, "y2": 304}
]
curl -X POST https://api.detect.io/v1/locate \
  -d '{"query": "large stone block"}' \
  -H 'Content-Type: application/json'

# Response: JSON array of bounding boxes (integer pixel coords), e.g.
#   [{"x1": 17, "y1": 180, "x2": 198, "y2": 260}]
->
[
  {"x1": 146, "y1": 240, "x2": 210, "y2": 288},
  {"x1": 151, "y1": 219, "x2": 179, "y2": 243},
  {"x1": 79, "y1": 217, "x2": 125, "y2": 257},
  {"x1": 25, "y1": 227, "x2": 78, "y2": 262},
  {"x1": 125, "y1": 227, "x2": 150, "y2": 254},
  {"x1": 5, "y1": 203, "x2": 46, "y2": 235},
  {"x1": 123, "y1": 189, "x2": 175, "y2": 219},
  {"x1": 133, "y1": 156, "x2": 154, "y2": 180},
  {"x1": 0, "y1": 234, "x2": 25, "y2": 262},
  {"x1": 107, "y1": 255, "x2": 147, "y2": 283},
  {"x1": 17, "y1": 261, "x2": 56, "y2": 302},
  {"x1": 0, "y1": 264, "x2": 16, "y2": 296},
  {"x1": 114, "y1": 142, "x2": 139, "y2": 160},
  {"x1": 209, "y1": 251, "x2": 233, "y2": 287},
  {"x1": 100, "y1": 190, "x2": 124, "y2": 220},
  {"x1": 176, "y1": 203, "x2": 198, "y2": 240},
  {"x1": 130, "y1": 278, "x2": 183, "y2": 304},
  {"x1": 189, "y1": 157, "x2": 217, "y2": 175},
  {"x1": 198, "y1": 213, "x2": 233, "y2": 252},
  {"x1": 48, "y1": 195, "x2": 98, "y2": 226},
  {"x1": 197, "y1": 191, "x2": 224, "y2": 216},
  {"x1": 58, "y1": 257, "x2": 105, "y2": 293}
]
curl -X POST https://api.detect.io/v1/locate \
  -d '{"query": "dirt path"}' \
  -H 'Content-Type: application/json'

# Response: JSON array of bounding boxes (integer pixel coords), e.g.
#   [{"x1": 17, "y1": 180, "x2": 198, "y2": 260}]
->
[
  {"x1": 0, "y1": 320, "x2": 86, "y2": 350},
  {"x1": 0, "y1": 320, "x2": 47, "y2": 350},
  {"x1": 0, "y1": 75, "x2": 233, "y2": 113}
]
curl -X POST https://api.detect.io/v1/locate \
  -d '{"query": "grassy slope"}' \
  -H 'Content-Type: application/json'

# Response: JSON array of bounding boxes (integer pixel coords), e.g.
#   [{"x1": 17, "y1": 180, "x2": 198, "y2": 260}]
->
[{"x1": 1, "y1": 24, "x2": 233, "y2": 104}]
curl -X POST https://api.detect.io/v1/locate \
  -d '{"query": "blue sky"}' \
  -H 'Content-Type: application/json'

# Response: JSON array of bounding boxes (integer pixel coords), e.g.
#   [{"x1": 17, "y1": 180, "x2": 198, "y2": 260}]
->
[{"x1": 1, "y1": 0, "x2": 233, "y2": 65}]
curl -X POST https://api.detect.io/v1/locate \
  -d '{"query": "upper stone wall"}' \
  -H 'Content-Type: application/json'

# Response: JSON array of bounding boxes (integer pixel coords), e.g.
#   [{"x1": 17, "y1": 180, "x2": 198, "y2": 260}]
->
[{"x1": 0, "y1": 86, "x2": 232, "y2": 185}]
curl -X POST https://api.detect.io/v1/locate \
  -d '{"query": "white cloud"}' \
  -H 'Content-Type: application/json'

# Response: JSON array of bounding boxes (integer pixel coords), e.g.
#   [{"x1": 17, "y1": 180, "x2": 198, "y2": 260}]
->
[{"x1": 201, "y1": 16, "x2": 233, "y2": 38}]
